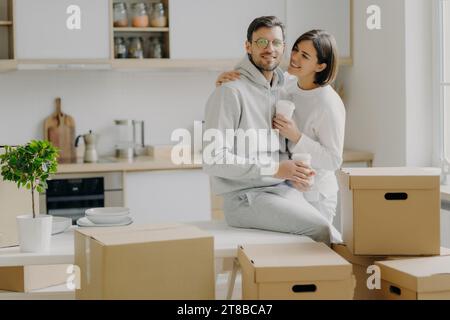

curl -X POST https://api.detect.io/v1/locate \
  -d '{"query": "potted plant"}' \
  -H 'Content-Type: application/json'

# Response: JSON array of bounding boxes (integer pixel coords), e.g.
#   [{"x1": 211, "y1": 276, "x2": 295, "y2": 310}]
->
[{"x1": 0, "y1": 140, "x2": 58, "y2": 252}]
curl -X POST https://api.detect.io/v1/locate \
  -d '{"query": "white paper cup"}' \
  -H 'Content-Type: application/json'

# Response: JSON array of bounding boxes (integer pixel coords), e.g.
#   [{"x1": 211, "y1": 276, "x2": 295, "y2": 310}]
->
[
  {"x1": 292, "y1": 153, "x2": 314, "y2": 185},
  {"x1": 276, "y1": 100, "x2": 296, "y2": 119}
]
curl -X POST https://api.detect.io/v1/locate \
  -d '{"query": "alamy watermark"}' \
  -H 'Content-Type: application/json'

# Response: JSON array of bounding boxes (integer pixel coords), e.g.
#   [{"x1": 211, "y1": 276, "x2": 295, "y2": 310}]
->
[{"x1": 171, "y1": 121, "x2": 281, "y2": 176}]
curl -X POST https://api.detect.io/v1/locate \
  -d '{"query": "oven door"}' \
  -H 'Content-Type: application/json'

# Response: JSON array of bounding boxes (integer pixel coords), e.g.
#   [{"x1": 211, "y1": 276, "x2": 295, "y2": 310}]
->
[{"x1": 39, "y1": 172, "x2": 124, "y2": 224}]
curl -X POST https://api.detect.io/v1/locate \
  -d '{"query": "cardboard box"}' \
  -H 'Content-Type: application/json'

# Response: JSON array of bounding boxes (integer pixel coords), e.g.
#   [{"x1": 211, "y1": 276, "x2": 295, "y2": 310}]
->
[
  {"x1": 0, "y1": 178, "x2": 38, "y2": 248},
  {"x1": 332, "y1": 244, "x2": 450, "y2": 300},
  {"x1": 238, "y1": 242, "x2": 355, "y2": 300},
  {"x1": 376, "y1": 256, "x2": 450, "y2": 299},
  {"x1": 0, "y1": 264, "x2": 72, "y2": 292},
  {"x1": 75, "y1": 223, "x2": 215, "y2": 300},
  {"x1": 337, "y1": 167, "x2": 441, "y2": 256}
]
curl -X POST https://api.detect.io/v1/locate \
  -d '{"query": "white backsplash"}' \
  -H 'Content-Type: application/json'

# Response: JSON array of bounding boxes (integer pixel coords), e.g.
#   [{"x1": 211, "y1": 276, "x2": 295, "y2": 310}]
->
[{"x1": 0, "y1": 70, "x2": 220, "y2": 156}]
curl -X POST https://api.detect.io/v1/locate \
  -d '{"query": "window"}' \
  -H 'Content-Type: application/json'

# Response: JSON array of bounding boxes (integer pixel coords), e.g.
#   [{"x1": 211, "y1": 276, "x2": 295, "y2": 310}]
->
[{"x1": 440, "y1": 0, "x2": 450, "y2": 171}]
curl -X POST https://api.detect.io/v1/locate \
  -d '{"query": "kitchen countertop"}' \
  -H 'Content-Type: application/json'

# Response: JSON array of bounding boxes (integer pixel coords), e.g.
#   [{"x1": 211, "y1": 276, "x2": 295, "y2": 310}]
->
[
  {"x1": 56, "y1": 149, "x2": 374, "y2": 174},
  {"x1": 57, "y1": 156, "x2": 202, "y2": 174}
]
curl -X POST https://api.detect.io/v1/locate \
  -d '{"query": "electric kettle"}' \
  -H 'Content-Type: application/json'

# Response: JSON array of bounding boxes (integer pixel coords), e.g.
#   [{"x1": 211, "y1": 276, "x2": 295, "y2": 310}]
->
[{"x1": 75, "y1": 130, "x2": 98, "y2": 163}]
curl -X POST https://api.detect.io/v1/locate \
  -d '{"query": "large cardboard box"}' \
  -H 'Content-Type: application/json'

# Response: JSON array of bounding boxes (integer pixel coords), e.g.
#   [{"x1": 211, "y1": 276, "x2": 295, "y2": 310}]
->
[
  {"x1": 337, "y1": 167, "x2": 441, "y2": 256},
  {"x1": 0, "y1": 178, "x2": 38, "y2": 248},
  {"x1": 332, "y1": 244, "x2": 450, "y2": 300},
  {"x1": 75, "y1": 223, "x2": 215, "y2": 300},
  {"x1": 0, "y1": 264, "x2": 72, "y2": 292},
  {"x1": 238, "y1": 242, "x2": 355, "y2": 300},
  {"x1": 376, "y1": 256, "x2": 450, "y2": 300}
]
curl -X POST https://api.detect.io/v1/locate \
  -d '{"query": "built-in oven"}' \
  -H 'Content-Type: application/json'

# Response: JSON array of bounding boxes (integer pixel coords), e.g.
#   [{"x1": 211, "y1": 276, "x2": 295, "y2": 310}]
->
[{"x1": 39, "y1": 172, "x2": 124, "y2": 224}]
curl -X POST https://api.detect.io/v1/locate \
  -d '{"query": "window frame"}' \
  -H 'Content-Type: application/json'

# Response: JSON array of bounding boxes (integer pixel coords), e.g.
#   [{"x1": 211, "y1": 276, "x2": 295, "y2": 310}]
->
[{"x1": 438, "y1": 0, "x2": 450, "y2": 177}]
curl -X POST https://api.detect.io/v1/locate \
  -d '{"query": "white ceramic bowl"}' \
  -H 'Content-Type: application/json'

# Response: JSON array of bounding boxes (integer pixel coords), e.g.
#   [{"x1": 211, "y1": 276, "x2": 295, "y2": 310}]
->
[
  {"x1": 85, "y1": 207, "x2": 130, "y2": 224},
  {"x1": 86, "y1": 215, "x2": 131, "y2": 224},
  {"x1": 51, "y1": 216, "x2": 72, "y2": 235},
  {"x1": 85, "y1": 207, "x2": 129, "y2": 217}
]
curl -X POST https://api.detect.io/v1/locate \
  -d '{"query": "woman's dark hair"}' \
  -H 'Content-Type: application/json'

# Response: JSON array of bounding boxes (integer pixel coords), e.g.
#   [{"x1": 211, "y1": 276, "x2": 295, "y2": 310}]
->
[
  {"x1": 247, "y1": 16, "x2": 286, "y2": 42},
  {"x1": 293, "y1": 30, "x2": 339, "y2": 86}
]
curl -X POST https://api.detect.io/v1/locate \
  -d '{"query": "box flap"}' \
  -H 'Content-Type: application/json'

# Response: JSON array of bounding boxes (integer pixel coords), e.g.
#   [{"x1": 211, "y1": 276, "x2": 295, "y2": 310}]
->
[
  {"x1": 75, "y1": 224, "x2": 212, "y2": 246},
  {"x1": 332, "y1": 244, "x2": 389, "y2": 266},
  {"x1": 332, "y1": 244, "x2": 450, "y2": 267},
  {"x1": 241, "y1": 243, "x2": 352, "y2": 283},
  {"x1": 339, "y1": 168, "x2": 440, "y2": 190},
  {"x1": 376, "y1": 256, "x2": 450, "y2": 293}
]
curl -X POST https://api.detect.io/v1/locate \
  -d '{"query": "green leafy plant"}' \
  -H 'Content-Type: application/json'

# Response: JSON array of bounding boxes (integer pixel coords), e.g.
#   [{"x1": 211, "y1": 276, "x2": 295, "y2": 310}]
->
[{"x1": 0, "y1": 140, "x2": 59, "y2": 218}]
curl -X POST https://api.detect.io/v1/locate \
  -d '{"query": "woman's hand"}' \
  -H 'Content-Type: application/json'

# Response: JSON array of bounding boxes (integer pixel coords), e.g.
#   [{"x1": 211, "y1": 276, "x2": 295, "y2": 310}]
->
[
  {"x1": 216, "y1": 71, "x2": 241, "y2": 86},
  {"x1": 274, "y1": 160, "x2": 315, "y2": 189},
  {"x1": 272, "y1": 114, "x2": 302, "y2": 143}
]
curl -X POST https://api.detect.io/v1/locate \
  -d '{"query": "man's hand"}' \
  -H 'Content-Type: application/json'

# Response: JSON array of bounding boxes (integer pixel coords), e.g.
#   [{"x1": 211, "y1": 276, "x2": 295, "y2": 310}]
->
[
  {"x1": 272, "y1": 114, "x2": 302, "y2": 143},
  {"x1": 274, "y1": 160, "x2": 315, "y2": 189},
  {"x1": 291, "y1": 180, "x2": 311, "y2": 192},
  {"x1": 216, "y1": 71, "x2": 241, "y2": 86}
]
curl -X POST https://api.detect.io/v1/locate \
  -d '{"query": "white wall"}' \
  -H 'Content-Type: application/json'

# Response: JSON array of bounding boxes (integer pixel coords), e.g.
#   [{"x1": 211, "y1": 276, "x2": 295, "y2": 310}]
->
[
  {"x1": 340, "y1": 0, "x2": 407, "y2": 166},
  {"x1": 340, "y1": 0, "x2": 434, "y2": 167},
  {"x1": 0, "y1": 70, "x2": 219, "y2": 156}
]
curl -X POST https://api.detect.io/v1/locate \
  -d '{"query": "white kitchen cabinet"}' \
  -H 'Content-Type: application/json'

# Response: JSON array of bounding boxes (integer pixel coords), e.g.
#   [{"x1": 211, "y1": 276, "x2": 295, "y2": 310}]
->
[
  {"x1": 125, "y1": 169, "x2": 212, "y2": 224},
  {"x1": 169, "y1": 0, "x2": 286, "y2": 59},
  {"x1": 15, "y1": 0, "x2": 110, "y2": 60},
  {"x1": 285, "y1": 0, "x2": 352, "y2": 62}
]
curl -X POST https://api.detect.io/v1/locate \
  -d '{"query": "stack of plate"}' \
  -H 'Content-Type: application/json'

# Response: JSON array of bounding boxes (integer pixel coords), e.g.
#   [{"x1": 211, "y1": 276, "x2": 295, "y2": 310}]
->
[{"x1": 77, "y1": 207, "x2": 133, "y2": 227}]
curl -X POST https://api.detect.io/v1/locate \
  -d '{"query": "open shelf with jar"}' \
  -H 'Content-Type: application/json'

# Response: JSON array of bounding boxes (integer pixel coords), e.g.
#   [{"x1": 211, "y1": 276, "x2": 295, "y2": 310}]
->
[
  {"x1": 0, "y1": 0, "x2": 15, "y2": 71},
  {"x1": 111, "y1": 0, "x2": 170, "y2": 67}
]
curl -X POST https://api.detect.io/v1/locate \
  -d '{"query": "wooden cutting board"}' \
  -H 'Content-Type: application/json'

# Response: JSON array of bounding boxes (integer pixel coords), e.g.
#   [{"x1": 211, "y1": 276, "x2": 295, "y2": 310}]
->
[{"x1": 44, "y1": 98, "x2": 76, "y2": 163}]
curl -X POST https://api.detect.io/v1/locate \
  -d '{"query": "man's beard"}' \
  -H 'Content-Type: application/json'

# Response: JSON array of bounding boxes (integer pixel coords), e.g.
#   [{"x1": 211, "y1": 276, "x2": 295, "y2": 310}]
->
[{"x1": 248, "y1": 54, "x2": 280, "y2": 72}]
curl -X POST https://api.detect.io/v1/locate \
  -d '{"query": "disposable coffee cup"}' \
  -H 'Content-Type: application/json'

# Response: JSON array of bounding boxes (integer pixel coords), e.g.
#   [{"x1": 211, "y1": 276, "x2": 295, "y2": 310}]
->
[
  {"x1": 292, "y1": 153, "x2": 314, "y2": 185},
  {"x1": 276, "y1": 100, "x2": 295, "y2": 119}
]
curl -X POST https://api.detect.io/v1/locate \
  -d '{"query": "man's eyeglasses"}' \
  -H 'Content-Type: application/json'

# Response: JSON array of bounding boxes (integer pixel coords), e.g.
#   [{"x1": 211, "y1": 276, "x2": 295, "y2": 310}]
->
[{"x1": 253, "y1": 38, "x2": 284, "y2": 49}]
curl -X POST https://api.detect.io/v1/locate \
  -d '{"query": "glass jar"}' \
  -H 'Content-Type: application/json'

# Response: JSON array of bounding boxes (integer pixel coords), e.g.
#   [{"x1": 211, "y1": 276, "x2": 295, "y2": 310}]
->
[
  {"x1": 131, "y1": 2, "x2": 149, "y2": 27},
  {"x1": 114, "y1": 120, "x2": 134, "y2": 159},
  {"x1": 128, "y1": 37, "x2": 144, "y2": 59},
  {"x1": 149, "y1": 36, "x2": 163, "y2": 58},
  {"x1": 114, "y1": 37, "x2": 128, "y2": 59},
  {"x1": 113, "y1": 2, "x2": 128, "y2": 27},
  {"x1": 150, "y1": 2, "x2": 167, "y2": 27}
]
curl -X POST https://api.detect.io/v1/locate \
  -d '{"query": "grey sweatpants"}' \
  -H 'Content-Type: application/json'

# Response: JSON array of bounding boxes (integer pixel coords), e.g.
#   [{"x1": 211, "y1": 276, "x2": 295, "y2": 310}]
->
[{"x1": 222, "y1": 182, "x2": 332, "y2": 246}]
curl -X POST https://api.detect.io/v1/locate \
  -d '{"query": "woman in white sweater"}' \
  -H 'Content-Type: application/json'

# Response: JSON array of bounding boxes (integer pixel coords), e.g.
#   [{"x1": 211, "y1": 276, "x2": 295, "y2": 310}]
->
[{"x1": 217, "y1": 30, "x2": 345, "y2": 241}]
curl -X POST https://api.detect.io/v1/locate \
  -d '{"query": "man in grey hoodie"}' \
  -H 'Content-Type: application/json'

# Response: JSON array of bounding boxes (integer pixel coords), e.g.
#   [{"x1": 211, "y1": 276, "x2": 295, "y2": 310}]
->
[{"x1": 203, "y1": 16, "x2": 331, "y2": 245}]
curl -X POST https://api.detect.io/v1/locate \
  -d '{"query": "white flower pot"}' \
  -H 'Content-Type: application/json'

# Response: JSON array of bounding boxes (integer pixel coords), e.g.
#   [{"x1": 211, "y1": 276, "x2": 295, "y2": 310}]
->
[{"x1": 16, "y1": 214, "x2": 53, "y2": 253}]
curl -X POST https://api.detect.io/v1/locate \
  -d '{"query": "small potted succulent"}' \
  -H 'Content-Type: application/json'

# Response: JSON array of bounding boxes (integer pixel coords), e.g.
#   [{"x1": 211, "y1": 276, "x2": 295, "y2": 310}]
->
[{"x1": 0, "y1": 140, "x2": 58, "y2": 252}]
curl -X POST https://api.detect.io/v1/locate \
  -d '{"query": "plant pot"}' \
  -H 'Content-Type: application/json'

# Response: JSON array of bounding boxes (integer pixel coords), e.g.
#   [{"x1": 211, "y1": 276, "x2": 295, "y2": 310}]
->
[{"x1": 16, "y1": 214, "x2": 53, "y2": 253}]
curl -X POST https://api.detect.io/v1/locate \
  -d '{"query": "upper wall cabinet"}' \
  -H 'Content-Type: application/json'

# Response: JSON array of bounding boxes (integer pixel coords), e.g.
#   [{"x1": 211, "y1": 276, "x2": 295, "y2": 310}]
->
[
  {"x1": 0, "y1": 0, "x2": 16, "y2": 71},
  {"x1": 15, "y1": 0, "x2": 110, "y2": 60},
  {"x1": 286, "y1": 0, "x2": 352, "y2": 64},
  {"x1": 169, "y1": 0, "x2": 286, "y2": 60}
]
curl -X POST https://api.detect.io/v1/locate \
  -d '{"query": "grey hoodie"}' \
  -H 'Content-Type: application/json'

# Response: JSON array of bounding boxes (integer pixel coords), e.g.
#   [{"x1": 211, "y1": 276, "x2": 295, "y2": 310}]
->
[{"x1": 203, "y1": 55, "x2": 289, "y2": 195}]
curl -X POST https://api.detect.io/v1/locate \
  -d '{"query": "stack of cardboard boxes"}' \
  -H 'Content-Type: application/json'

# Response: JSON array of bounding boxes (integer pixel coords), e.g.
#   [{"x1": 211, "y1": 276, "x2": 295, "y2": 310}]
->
[{"x1": 334, "y1": 167, "x2": 450, "y2": 300}]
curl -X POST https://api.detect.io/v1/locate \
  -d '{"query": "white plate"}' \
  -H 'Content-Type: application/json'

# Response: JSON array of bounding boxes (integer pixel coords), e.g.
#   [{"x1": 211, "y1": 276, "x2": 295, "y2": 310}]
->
[
  {"x1": 77, "y1": 216, "x2": 133, "y2": 228},
  {"x1": 85, "y1": 207, "x2": 130, "y2": 217},
  {"x1": 86, "y1": 214, "x2": 130, "y2": 224},
  {"x1": 52, "y1": 216, "x2": 72, "y2": 235}
]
